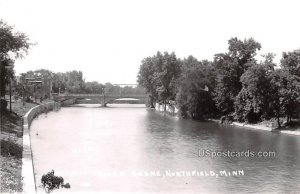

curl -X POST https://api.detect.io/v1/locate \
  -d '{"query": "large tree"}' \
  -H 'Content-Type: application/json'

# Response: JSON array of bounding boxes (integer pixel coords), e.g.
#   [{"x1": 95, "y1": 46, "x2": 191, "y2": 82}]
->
[
  {"x1": 0, "y1": 20, "x2": 31, "y2": 98},
  {"x1": 137, "y1": 56, "x2": 159, "y2": 107},
  {"x1": 235, "y1": 54, "x2": 276, "y2": 123},
  {"x1": 154, "y1": 52, "x2": 181, "y2": 110},
  {"x1": 269, "y1": 69, "x2": 300, "y2": 127},
  {"x1": 137, "y1": 51, "x2": 181, "y2": 109},
  {"x1": 137, "y1": 53, "x2": 159, "y2": 108},
  {"x1": 176, "y1": 56, "x2": 217, "y2": 119},
  {"x1": 213, "y1": 37, "x2": 261, "y2": 115},
  {"x1": 279, "y1": 50, "x2": 300, "y2": 123}
]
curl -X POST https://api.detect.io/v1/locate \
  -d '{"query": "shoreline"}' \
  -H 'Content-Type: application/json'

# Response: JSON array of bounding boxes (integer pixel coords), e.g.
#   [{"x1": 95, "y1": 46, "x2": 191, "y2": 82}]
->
[
  {"x1": 22, "y1": 101, "x2": 62, "y2": 193},
  {"x1": 232, "y1": 122, "x2": 300, "y2": 136},
  {"x1": 208, "y1": 119, "x2": 300, "y2": 136},
  {"x1": 0, "y1": 100, "x2": 56, "y2": 193},
  {"x1": 22, "y1": 98, "x2": 76, "y2": 193}
]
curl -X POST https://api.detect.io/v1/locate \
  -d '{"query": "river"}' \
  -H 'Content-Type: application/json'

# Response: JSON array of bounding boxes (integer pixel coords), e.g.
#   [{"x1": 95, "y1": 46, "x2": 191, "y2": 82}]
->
[{"x1": 30, "y1": 104, "x2": 300, "y2": 193}]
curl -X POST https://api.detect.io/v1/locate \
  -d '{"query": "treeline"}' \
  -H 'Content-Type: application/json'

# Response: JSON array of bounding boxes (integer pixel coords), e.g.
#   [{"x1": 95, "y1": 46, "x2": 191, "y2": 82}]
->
[
  {"x1": 21, "y1": 69, "x2": 145, "y2": 95},
  {"x1": 137, "y1": 37, "x2": 300, "y2": 127}
]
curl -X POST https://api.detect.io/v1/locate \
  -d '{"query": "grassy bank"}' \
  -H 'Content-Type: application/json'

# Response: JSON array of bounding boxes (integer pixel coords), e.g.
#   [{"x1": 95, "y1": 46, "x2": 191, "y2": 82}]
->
[
  {"x1": 1, "y1": 110, "x2": 24, "y2": 193},
  {"x1": 0, "y1": 100, "x2": 53, "y2": 193}
]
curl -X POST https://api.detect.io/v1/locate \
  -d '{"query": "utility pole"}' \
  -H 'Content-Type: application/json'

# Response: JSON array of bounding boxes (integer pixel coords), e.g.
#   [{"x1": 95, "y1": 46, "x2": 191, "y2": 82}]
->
[
  {"x1": 4, "y1": 64, "x2": 13, "y2": 112},
  {"x1": 9, "y1": 78, "x2": 11, "y2": 112},
  {"x1": 33, "y1": 84, "x2": 36, "y2": 102},
  {"x1": 22, "y1": 85, "x2": 25, "y2": 106}
]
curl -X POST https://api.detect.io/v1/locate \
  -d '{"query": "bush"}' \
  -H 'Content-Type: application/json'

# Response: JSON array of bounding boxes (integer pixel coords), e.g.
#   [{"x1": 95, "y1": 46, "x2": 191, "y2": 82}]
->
[
  {"x1": 0, "y1": 140, "x2": 22, "y2": 158},
  {"x1": 41, "y1": 170, "x2": 70, "y2": 193}
]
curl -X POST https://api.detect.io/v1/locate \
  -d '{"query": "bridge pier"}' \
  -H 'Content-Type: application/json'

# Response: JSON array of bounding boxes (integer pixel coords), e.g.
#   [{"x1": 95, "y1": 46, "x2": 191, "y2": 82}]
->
[{"x1": 101, "y1": 95, "x2": 106, "y2": 107}]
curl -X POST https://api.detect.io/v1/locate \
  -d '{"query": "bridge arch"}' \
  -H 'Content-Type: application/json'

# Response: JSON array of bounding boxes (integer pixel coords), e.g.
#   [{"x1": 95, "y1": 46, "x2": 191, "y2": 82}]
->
[
  {"x1": 54, "y1": 93, "x2": 148, "y2": 107},
  {"x1": 104, "y1": 97, "x2": 146, "y2": 106}
]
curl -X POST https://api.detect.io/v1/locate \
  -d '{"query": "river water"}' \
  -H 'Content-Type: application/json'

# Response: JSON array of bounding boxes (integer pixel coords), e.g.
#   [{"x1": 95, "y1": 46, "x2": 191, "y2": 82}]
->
[{"x1": 30, "y1": 104, "x2": 300, "y2": 193}]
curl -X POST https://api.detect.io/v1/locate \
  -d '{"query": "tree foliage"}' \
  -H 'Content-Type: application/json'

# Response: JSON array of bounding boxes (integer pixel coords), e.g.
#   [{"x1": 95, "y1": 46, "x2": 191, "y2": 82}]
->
[
  {"x1": 281, "y1": 50, "x2": 300, "y2": 76},
  {"x1": 0, "y1": 20, "x2": 31, "y2": 97},
  {"x1": 213, "y1": 38, "x2": 261, "y2": 115},
  {"x1": 234, "y1": 55, "x2": 275, "y2": 123},
  {"x1": 137, "y1": 38, "x2": 299, "y2": 126},
  {"x1": 137, "y1": 56, "x2": 158, "y2": 107},
  {"x1": 269, "y1": 69, "x2": 300, "y2": 127},
  {"x1": 176, "y1": 56, "x2": 217, "y2": 119},
  {"x1": 84, "y1": 81, "x2": 104, "y2": 94},
  {"x1": 137, "y1": 51, "x2": 181, "y2": 108}
]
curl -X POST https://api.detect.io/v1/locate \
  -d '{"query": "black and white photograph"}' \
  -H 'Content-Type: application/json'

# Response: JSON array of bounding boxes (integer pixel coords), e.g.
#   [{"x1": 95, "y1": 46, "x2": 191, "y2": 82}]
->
[{"x1": 1, "y1": 0, "x2": 300, "y2": 193}]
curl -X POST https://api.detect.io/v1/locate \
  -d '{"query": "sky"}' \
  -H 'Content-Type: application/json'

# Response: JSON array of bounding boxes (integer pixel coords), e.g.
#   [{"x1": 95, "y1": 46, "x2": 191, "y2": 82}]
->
[{"x1": 1, "y1": 0, "x2": 300, "y2": 84}]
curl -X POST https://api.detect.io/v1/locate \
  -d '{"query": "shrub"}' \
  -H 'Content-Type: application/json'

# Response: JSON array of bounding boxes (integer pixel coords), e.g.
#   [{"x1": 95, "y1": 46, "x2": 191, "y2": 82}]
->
[
  {"x1": 0, "y1": 140, "x2": 22, "y2": 158},
  {"x1": 41, "y1": 170, "x2": 70, "y2": 193}
]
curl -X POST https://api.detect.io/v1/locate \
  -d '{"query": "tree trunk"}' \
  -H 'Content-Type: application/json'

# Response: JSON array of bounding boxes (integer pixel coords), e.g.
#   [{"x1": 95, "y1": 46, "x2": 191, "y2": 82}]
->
[
  {"x1": 149, "y1": 94, "x2": 156, "y2": 108},
  {"x1": 150, "y1": 102, "x2": 155, "y2": 108},
  {"x1": 277, "y1": 115, "x2": 281, "y2": 128},
  {"x1": 150, "y1": 96, "x2": 154, "y2": 108}
]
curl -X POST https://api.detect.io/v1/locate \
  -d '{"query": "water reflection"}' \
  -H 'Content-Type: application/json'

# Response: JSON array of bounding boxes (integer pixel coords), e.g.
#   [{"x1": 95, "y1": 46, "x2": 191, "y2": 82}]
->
[{"x1": 30, "y1": 104, "x2": 300, "y2": 193}]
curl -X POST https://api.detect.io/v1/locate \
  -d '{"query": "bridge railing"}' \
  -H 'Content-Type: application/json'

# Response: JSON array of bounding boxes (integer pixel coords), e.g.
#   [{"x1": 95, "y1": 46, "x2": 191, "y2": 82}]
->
[
  {"x1": 56, "y1": 93, "x2": 147, "y2": 98},
  {"x1": 57, "y1": 93, "x2": 103, "y2": 97}
]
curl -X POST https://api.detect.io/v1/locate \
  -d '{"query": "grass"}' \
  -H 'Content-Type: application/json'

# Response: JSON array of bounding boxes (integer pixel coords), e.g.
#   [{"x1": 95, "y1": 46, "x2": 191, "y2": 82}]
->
[
  {"x1": 11, "y1": 101, "x2": 39, "y2": 116},
  {"x1": 1, "y1": 139, "x2": 23, "y2": 158},
  {"x1": 1, "y1": 99, "x2": 51, "y2": 193},
  {"x1": 0, "y1": 156, "x2": 23, "y2": 193},
  {"x1": 1, "y1": 110, "x2": 24, "y2": 193}
]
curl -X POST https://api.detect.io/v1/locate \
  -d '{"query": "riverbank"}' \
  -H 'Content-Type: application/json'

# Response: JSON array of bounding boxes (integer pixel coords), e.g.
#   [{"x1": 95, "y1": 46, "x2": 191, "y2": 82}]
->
[
  {"x1": 0, "y1": 99, "x2": 54, "y2": 193},
  {"x1": 1, "y1": 111, "x2": 23, "y2": 193},
  {"x1": 0, "y1": 101, "x2": 38, "y2": 193},
  {"x1": 209, "y1": 118, "x2": 300, "y2": 136},
  {"x1": 233, "y1": 121, "x2": 300, "y2": 136}
]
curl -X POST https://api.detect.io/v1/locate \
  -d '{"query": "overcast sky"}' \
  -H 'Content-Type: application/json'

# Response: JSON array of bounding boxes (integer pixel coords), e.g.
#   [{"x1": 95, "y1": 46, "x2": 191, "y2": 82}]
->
[{"x1": 1, "y1": 0, "x2": 300, "y2": 84}]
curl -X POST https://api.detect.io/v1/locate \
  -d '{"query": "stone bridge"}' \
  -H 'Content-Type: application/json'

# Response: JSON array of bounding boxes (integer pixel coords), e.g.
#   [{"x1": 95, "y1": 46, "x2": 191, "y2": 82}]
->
[{"x1": 53, "y1": 93, "x2": 148, "y2": 107}]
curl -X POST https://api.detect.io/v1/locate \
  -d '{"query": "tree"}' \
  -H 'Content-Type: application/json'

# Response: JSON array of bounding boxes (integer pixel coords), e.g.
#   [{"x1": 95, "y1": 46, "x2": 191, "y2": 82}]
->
[
  {"x1": 154, "y1": 52, "x2": 181, "y2": 110},
  {"x1": 64, "y1": 71, "x2": 85, "y2": 93},
  {"x1": 104, "y1": 82, "x2": 121, "y2": 94},
  {"x1": 281, "y1": 49, "x2": 300, "y2": 76},
  {"x1": 137, "y1": 51, "x2": 181, "y2": 109},
  {"x1": 213, "y1": 53, "x2": 238, "y2": 115},
  {"x1": 52, "y1": 72, "x2": 67, "y2": 93},
  {"x1": 22, "y1": 69, "x2": 53, "y2": 80},
  {"x1": 234, "y1": 54, "x2": 275, "y2": 123},
  {"x1": 280, "y1": 50, "x2": 300, "y2": 122},
  {"x1": 0, "y1": 59, "x2": 14, "y2": 97},
  {"x1": 137, "y1": 55, "x2": 159, "y2": 108},
  {"x1": 269, "y1": 69, "x2": 300, "y2": 127},
  {"x1": 213, "y1": 37, "x2": 261, "y2": 115},
  {"x1": 0, "y1": 20, "x2": 31, "y2": 98},
  {"x1": 176, "y1": 56, "x2": 217, "y2": 119},
  {"x1": 84, "y1": 81, "x2": 104, "y2": 94}
]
